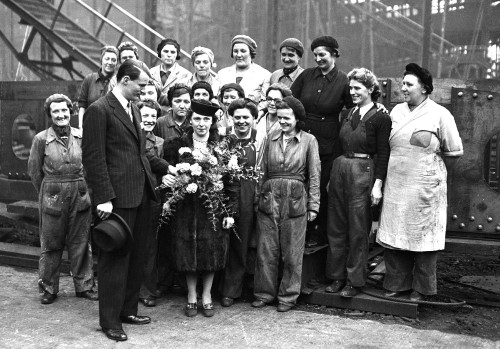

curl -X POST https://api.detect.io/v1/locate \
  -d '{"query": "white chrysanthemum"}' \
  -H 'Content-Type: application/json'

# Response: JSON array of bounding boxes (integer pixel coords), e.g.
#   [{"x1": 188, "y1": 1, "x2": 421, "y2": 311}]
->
[
  {"x1": 186, "y1": 183, "x2": 198, "y2": 193},
  {"x1": 192, "y1": 148, "x2": 205, "y2": 161},
  {"x1": 190, "y1": 163, "x2": 203, "y2": 176},
  {"x1": 213, "y1": 181, "x2": 224, "y2": 192},
  {"x1": 223, "y1": 217, "x2": 235, "y2": 229},
  {"x1": 179, "y1": 147, "x2": 192, "y2": 155},
  {"x1": 176, "y1": 162, "x2": 191, "y2": 173},
  {"x1": 227, "y1": 155, "x2": 239, "y2": 170},
  {"x1": 209, "y1": 155, "x2": 218, "y2": 166}
]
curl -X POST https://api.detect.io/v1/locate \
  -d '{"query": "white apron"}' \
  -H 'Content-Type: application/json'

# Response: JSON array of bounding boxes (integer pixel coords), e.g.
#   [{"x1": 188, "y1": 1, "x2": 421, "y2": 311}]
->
[{"x1": 377, "y1": 98, "x2": 463, "y2": 251}]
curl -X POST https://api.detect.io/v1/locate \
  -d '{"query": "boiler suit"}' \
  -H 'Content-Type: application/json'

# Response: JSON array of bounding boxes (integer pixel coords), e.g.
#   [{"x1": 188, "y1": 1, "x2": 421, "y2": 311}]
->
[
  {"x1": 254, "y1": 130, "x2": 320, "y2": 306},
  {"x1": 28, "y1": 126, "x2": 94, "y2": 295}
]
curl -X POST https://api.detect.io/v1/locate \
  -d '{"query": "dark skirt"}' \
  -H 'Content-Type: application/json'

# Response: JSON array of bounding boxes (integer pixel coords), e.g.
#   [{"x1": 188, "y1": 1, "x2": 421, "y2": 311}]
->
[{"x1": 171, "y1": 194, "x2": 228, "y2": 272}]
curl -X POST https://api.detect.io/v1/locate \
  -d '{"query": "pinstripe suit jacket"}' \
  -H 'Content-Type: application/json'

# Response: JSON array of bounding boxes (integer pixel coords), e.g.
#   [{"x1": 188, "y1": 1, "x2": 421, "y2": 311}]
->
[{"x1": 82, "y1": 91, "x2": 169, "y2": 208}]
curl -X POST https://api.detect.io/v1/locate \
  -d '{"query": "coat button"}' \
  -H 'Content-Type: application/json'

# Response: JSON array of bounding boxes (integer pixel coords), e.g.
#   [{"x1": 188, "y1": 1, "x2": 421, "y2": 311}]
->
[{"x1": 317, "y1": 90, "x2": 321, "y2": 93}]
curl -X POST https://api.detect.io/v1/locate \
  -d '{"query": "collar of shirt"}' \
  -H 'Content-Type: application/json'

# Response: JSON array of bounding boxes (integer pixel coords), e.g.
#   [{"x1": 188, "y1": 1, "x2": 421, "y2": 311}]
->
[
  {"x1": 271, "y1": 129, "x2": 302, "y2": 143},
  {"x1": 96, "y1": 69, "x2": 111, "y2": 82},
  {"x1": 277, "y1": 65, "x2": 303, "y2": 80},
  {"x1": 146, "y1": 131, "x2": 156, "y2": 142},
  {"x1": 112, "y1": 87, "x2": 130, "y2": 112},
  {"x1": 160, "y1": 62, "x2": 176, "y2": 74},
  {"x1": 312, "y1": 65, "x2": 338, "y2": 82},
  {"x1": 358, "y1": 102, "x2": 375, "y2": 119},
  {"x1": 46, "y1": 126, "x2": 81, "y2": 144}
]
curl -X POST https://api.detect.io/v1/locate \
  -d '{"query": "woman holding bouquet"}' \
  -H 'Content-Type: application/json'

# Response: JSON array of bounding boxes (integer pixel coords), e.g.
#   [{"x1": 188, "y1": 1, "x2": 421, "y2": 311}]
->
[{"x1": 163, "y1": 99, "x2": 227, "y2": 318}]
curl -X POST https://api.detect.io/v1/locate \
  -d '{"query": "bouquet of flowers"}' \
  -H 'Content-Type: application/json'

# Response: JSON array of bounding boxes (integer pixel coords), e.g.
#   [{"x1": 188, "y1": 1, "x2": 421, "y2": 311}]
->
[{"x1": 158, "y1": 137, "x2": 261, "y2": 231}]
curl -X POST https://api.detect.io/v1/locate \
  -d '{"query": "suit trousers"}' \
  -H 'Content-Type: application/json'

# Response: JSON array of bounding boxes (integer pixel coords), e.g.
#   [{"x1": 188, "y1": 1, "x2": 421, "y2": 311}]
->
[
  {"x1": 139, "y1": 201, "x2": 162, "y2": 299},
  {"x1": 98, "y1": 185, "x2": 152, "y2": 330},
  {"x1": 383, "y1": 249, "x2": 439, "y2": 295}
]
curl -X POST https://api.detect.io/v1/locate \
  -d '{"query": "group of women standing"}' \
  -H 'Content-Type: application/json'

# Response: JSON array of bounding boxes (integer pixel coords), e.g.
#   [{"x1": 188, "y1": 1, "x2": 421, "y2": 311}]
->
[{"x1": 35, "y1": 32, "x2": 463, "y2": 315}]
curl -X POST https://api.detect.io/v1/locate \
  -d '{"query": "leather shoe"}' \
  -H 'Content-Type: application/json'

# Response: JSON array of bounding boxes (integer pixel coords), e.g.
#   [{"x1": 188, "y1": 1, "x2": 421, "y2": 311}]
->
[
  {"x1": 202, "y1": 303, "x2": 215, "y2": 317},
  {"x1": 339, "y1": 285, "x2": 359, "y2": 298},
  {"x1": 140, "y1": 297, "x2": 157, "y2": 307},
  {"x1": 185, "y1": 302, "x2": 197, "y2": 317},
  {"x1": 119, "y1": 315, "x2": 151, "y2": 325},
  {"x1": 384, "y1": 290, "x2": 405, "y2": 298},
  {"x1": 221, "y1": 297, "x2": 234, "y2": 307},
  {"x1": 410, "y1": 290, "x2": 425, "y2": 302},
  {"x1": 277, "y1": 303, "x2": 293, "y2": 312},
  {"x1": 76, "y1": 290, "x2": 98, "y2": 301},
  {"x1": 251, "y1": 299, "x2": 267, "y2": 308},
  {"x1": 40, "y1": 291, "x2": 57, "y2": 305},
  {"x1": 102, "y1": 328, "x2": 127, "y2": 341},
  {"x1": 325, "y1": 280, "x2": 346, "y2": 293}
]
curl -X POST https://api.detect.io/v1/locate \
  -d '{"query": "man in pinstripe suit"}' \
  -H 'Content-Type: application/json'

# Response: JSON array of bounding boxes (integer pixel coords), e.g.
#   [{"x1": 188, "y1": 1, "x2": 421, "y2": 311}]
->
[{"x1": 82, "y1": 60, "x2": 174, "y2": 342}]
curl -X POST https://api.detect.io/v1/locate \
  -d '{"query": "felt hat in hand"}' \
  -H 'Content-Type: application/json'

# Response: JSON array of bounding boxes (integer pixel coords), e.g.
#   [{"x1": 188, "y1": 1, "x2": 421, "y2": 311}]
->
[{"x1": 93, "y1": 212, "x2": 133, "y2": 253}]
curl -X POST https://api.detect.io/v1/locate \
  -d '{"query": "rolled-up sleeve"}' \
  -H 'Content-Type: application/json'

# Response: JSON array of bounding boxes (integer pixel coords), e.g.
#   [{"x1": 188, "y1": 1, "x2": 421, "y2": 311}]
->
[{"x1": 440, "y1": 111, "x2": 463, "y2": 157}]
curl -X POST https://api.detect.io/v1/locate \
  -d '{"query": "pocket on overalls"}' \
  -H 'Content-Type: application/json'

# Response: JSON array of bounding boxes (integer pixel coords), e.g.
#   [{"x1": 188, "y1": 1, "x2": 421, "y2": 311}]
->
[
  {"x1": 42, "y1": 183, "x2": 62, "y2": 216},
  {"x1": 288, "y1": 182, "x2": 307, "y2": 218},
  {"x1": 76, "y1": 180, "x2": 91, "y2": 212},
  {"x1": 258, "y1": 182, "x2": 275, "y2": 215}
]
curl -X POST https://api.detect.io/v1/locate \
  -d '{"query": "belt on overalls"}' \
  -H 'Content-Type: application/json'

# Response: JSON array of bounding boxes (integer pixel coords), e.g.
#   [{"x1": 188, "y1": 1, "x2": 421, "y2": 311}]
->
[
  {"x1": 42, "y1": 173, "x2": 84, "y2": 183},
  {"x1": 306, "y1": 113, "x2": 336, "y2": 123},
  {"x1": 267, "y1": 172, "x2": 305, "y2": 182},
  {"x1": 344, "y1": 152, "x2": 371, "y2": 159}
]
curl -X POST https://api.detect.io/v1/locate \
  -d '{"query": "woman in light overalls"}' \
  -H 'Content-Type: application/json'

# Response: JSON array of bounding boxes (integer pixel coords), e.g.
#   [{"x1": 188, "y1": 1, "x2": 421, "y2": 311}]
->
[{"x1": 28, "y1": 94, "x2": 96, "y2": 304}]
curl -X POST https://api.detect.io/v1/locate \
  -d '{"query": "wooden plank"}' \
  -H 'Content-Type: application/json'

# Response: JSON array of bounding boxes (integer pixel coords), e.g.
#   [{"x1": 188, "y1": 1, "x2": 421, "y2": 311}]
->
[{"x1": 304, "y1": 286, "x2": 418, "y2": 318}]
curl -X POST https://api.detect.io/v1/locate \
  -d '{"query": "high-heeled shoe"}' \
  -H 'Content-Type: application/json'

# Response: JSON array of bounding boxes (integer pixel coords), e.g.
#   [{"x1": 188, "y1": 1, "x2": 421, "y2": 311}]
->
[
  {"x1": 185, "y1": 302, "x2": 197, "y2": 317},
  {"x1": 202, "y1": 303, "x2": 215, "y2": 317}
]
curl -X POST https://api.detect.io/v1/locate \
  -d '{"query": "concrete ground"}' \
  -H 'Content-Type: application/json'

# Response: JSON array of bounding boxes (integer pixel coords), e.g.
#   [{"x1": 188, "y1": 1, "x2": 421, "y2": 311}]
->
[{"x1": 0, "y1": 265, "x2": 498, "y2": 349}]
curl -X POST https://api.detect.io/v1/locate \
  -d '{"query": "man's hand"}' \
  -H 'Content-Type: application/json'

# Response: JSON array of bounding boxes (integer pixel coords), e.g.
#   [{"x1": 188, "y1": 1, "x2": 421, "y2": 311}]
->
[
  {"x1": 162, "y1": 174, "x2": 176, "y2": 187},
  {"x1": 96, "y1": 201, "x2": 113, "y2": 220},
  {"x1": 307, "y1": 211, "x2": 318, "y2": 222}
]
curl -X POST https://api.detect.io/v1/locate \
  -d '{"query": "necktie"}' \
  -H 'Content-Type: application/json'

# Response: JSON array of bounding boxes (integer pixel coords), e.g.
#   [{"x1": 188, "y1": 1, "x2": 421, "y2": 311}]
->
[
  {"x1": 126, "y1": 102, "x2": 133, "y2": 121},
  {"x1": 351, "y1": 108, "x2": 361, "y2": 130},
  {"x1": 160, "y1": 70, "x2": 171, "y2": 85}
]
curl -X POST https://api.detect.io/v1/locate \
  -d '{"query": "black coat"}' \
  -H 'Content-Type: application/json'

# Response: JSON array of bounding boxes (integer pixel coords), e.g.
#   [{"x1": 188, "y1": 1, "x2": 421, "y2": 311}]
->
[{"x1": 164, "y1": 129, "x2": 228, "y2": 272}]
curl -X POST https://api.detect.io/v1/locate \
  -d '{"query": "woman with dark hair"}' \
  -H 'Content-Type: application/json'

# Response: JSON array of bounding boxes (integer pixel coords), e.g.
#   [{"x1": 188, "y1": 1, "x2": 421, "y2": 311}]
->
[
  {"x1": 325, "y1": 68, "x2": 391, "y2": 297},
  {"x1": 78, "y1": 45, "x2": 118, "y2": 128},
  {"x1": 191, "y1": 80, "x2": 214, "y2": 102},
  {"x1": 181, "y1": 46, "x2": 221, "y2": 97},
  {"x1": 28, "y1": 93, "x2": 97, "y2": 304},
  {"x1": 255, "y1": 83, "x2": 293, "y2": 161},
  {"x1": 377, "y1": 63, "x2": 463, "y2": 301},
  {"x1": 163, "y1": 99, "x2": 227, "y2": 317},
  {"x1": 216, "y1": 83, "x2": 245, "y2": 129},
  {"x1": 219, "y1": 98, "x2": 259, "y2": 307},
  {"x1": 252, "y1": 96, "x2": 320, "y2": 312},
  {"x1": 151, "y1": 38, "x2": 192, "y2": 95},
  {"x1": 218, "y1": 35, "x2": 270, "y2": 104},
  {"x1": 291, "y1": 36, "x2": 354, "y2": 247},
  {"x1": 154, "y1": 83, "x2": 191, "y2": 142},
  {"x1": 136, "y1": 99, "x2": 164, "y2": 307}
]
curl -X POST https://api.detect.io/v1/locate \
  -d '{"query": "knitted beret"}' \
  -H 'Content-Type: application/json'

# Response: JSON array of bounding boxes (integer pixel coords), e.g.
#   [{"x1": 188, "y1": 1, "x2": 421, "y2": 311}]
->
[
  {"x1": 279, "y1": 38, "x2": 304, "y2": 58},
  {"x1": 404, "y1": 63, "x2": 434, "y2": 94},
  {"x1": 231, "y1": 34, "x2": 257, "y2": 59},
  {"x1": 310, "y1": 36, "x2": 339, "y2": 56}
]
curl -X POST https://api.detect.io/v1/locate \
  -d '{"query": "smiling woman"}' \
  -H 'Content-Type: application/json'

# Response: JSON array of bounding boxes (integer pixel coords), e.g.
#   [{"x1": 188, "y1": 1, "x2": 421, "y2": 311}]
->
[
  {"x1": 325, "y1": 68, "x2": 391, "y2": 298},
  {"x1": 77, "y1": 45, "x2": 119, "y2": 129}
]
